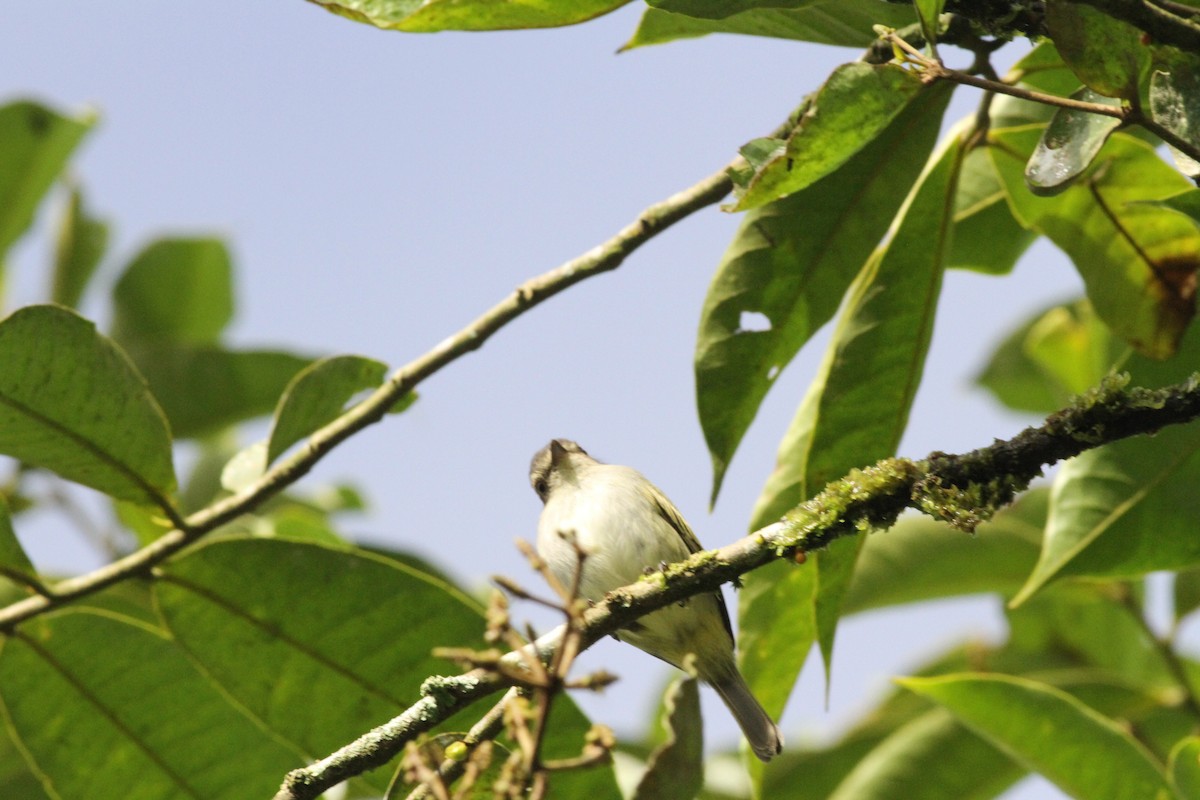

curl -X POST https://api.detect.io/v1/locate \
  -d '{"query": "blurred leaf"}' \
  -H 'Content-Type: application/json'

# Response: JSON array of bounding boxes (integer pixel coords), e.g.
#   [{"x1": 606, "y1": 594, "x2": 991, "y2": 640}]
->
[
  {"x1": 697, "y1": 82, "x2": 952, "y2": 502},
  {"x1": 112, "y1": 238, "x2": 234, "y2": 346},
  {"x1": 268, "y1": 354, "x2": 390, "y2": 464},
  {"x1": 0, "y1": 726, "x2": 50, "y2": 800},
  {"x1": 124, "y1": 342, "x2": 311, "y2": 439},
  {"x1": 647, "y1": 0, "x2": 792, "y2": 16},
  {"x1": 632, "y1": 676, "x2": 702, "y2": 800},
  {"x1": 622, "y1": 2, "x2": 915, "y2": 49},
  {"x1": 976, "y1": 299, "x2": 1117, "y2": 415},
  {"x1": 843, "y1": 489, "x2": 1046, "y2": 615},
  {"x1": 826, "y1": 709, "x2": 1023, "y2": 800},
  {"x1": 0, "y1": 305, "x2": 176, "y2": 507},
  {"x1": 50, "y1": 184, "x2": 107, "y2": 309},
  {"x1": 913, "y1": 0, "x2": 945, "y2": 50},
  {"x1": 1153, "y1": 189, "x2": 1200, "y2": 230},
  {"x1": 155, "y1": 538, "x2": 619, "y2": 796},
  {"x1": 0, "y1": 610, "x2": 300, "y2": 800},
  {"x1": 1044, "y1": 1, "x2": 1147, "y2": 99},
  {"x1": 949, "y1": 144, "x2": 1036, "y2": 275},
  {"x1": 0, "y1": 100, "x2": 93, "y2": 262},
  {"x1": 220, "y1": 440, "x2": 267, "y2": 493},
  {"x1": 730, "y1": 64, "x2": 926, "y2": 210},
  {"x1": 1007, "y1": 42, "x2": 1084, "y2": 101},
  {"x1": 991, "y1": 128, "x2": 1200, "y2": 359},
  {"x1": 1176, "y1": 568, "x2": 1200, "y2": 625},
  {"x1": 739, "y1": 131, "x2": 961, "y2": 733},
  {"x1": 310, "y1": 0, "x2": 632, "y2": 31},
  {"x1": 0, "y1": 496, "x2": 34, "y2": 587},
  {"x1": 901, "y1": 673, "x2": 1173, "y2": 800},
  {"x1": 1025, "y1": 88, "x2": 1122, "y2": 196},
  {"x1": 1170, "y1": 737, "x2": 1200, "y2": 800},
  {"x1": 1150, "y1": 67, "x2": 1200, "y2": 178}
]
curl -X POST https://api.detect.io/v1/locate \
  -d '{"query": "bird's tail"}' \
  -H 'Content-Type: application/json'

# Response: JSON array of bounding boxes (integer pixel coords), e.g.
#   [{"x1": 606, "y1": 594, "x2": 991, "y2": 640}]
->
[{"x1": 712, "y1": 672, "x2": 783, "y2": 763}]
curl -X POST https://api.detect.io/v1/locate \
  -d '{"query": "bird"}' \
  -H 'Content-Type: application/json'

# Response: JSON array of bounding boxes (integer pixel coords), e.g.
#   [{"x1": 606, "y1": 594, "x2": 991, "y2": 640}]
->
[{"x1": 529, "y1": 438, "x2": 783, "y2": 762}]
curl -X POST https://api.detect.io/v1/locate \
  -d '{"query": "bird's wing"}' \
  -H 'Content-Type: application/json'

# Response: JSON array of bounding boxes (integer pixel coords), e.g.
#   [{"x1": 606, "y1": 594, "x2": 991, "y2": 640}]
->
[{"x1": 649, "y1": 484, "x2": 735, "y2": 642}]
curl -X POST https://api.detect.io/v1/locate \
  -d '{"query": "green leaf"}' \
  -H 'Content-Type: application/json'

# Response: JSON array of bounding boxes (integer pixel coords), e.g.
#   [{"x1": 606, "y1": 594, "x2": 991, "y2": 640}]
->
[
  {"x1": 1151, "y1": 67, "x2": 1200, "y2": 178},
  {"x1": 112, "y1": 238, "x2": 234, "y2": 346},
  {"x1": 731, "y1": 63, "x2": 926, "y2": 210},
  {"x1": 1170, "y1": 737, "x2": 1200, "y2": 800},
  {"x1": 843, "y1": 489, "x2": 1045, "y2": 615},
  {"x1": 268, "y1": 355, "x2": 391, "y2": 464},
  {"x1": 154, "y1": 538, "x2": 619, "y2": 796},
  {"x1": 902, "y1": 673, "x2": 1174, "y2": 800},
  {"x1": 646, "y1": 0, "x2": 800, "y2": 16},
  {"x1": 913, "y1": 0, "x2": 945, "y2": 51},
  {"x1": 990, "y1": 127, "x2": 1200, "y2": 359},
  {"x1": 0, "y1": 610, "x2": 300, "y2": 800},
  {"x1": 0, "y1": 100, "x2": 93, "y2": 262},
  {"x1": 0, "y1": 305, "x2": 176, "y2": 507},
  {"x1": 310, "y1": 0, "x2": 632, "y2": 31},
  {"x1": 1154, "y1": 189, "x2": 1200, "y2": 230},
  {"x1": 739, "y1": 129, "x2": 960, "y2": 734},
  {"x1": 1026, "y1": 88, "x2": 1123, "y2": 196},
  {"x1": 623, "y1": 2, "x2": 916, "y2": 49},
  {"x1": 1044, "y1": 0, "x2": 1148, "y2": 99},
  {"x1": 826, "y1": 709, "x2": 1023, "y2": 800},
  {"x1": 949, "y1": 143, "x2": 1037, "y2": 275},
  {"x1": 697, "y1": 82, "x2": 953, "y2": 502},
  {"x1": 50, "y1": 185, "x2": 108, "y2": 309},
  {"x1": 124, "y1": 343, "x2": 311, "y2": 439},
  {"x1": 1175, "y1": 567, "x2": 1200, "y2": 625},
  {"x1": 632, "y1": 677, "x2": 703, "y2": 800},
  {"x1": 976, "y1": 299, "x2": 1117, "y2": 415},
  {"x1": 0, "y1": 496, "x2": 34, "y2": 588}
]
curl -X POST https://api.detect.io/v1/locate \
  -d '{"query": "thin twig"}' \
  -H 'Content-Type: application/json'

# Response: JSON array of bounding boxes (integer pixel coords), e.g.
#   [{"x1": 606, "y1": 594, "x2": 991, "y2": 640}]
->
[
  {"x1": 273, "y1": 374, "x2": 1200, "y2": 800},
  {"x1": 0, "y1": 115, "x2": 802, "y2": 634}
]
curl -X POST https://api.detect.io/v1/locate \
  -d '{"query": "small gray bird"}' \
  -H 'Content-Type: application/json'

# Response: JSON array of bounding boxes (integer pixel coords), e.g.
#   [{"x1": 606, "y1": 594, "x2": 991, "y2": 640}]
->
[{"x1": 529, "y1": 439, "x2": 783, "y2": 762}]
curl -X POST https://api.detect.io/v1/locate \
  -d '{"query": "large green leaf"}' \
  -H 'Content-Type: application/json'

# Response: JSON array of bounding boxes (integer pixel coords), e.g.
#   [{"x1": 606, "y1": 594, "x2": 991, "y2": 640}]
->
[
  {"x1": 623, "y1": 1, "x2": 915, "y2": 49},
  {"x1": 1170, "y1": 737, "x2": 1200, "y2": 800},
  {"x1": 976, "y1": 299, "x2": 1118, "y2": 415},
  {"x1": 124, "y1": 343, "x2": 311, "y2": 439},
  {"x1": 0, "y1": 100, "x2": 93, "y2": 262},
  {"x1": 826, "y1": 709, "x2": 1023, "y2": 800},
  {"x1": 730, "y1": 63, "x2": 926, "y2": 210},
  {"x1": 154, "y1": 538, "x2": 620, "y2": 797},
  {"x1": 0, "y1": 496, "x2": 34, "y2": 588},
  {"x1": 0, "y1": 305, "x2": 176, "y2": 507},
  {"x1": 309, "y1": 0, "x2": 632, "y2": 31},
  {"x1": 948, "y1": 142, "x2": 1037, "y2": 275},
  {"x1": 112, "y1": 238, "x2": 234, "y2": 346},
  {"x1": 990, "y1": 127, "x2": 1200, "y2": 359},
  {"x1": 738, "y1": 130, "x2": 961, "y2": 732},
  {"x1": 1044, "y1": 0, "x2": 1148, "y2": 100},
  {"x1": 50, "y1": 185, "x2": 108, "y2": 309},
  {"x1": 0, "y1": 610, "x2": 301, "y2": 800},
  {"x1": 843, "y1": 489, "x2": 1045, "y2": 615},
  {"x1": 696, "y1": 82, "x2": 953, "y2": 502},
  {"x1": 901, "y1": 674, "x2": 1173, "y2": 800}
]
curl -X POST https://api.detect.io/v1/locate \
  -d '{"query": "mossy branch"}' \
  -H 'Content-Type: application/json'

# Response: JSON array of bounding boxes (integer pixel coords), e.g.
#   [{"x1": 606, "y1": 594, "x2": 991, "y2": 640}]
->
[{"x1": 273, "y1": 372, "x2": 1200, "y2": 800}]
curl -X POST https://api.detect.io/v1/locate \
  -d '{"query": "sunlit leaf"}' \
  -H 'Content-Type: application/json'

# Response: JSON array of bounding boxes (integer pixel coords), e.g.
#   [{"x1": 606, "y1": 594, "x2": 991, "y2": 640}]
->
[
  {"x1": 0, "y1": 610, "x2": 300, "y2": 800},
  {"x1": 0, "y1": 305, "x2": 176, "y2": 508},
  {"x1": 1045, "y1": 1, "x2": 1147, "y2": 99},
  {"x1": 1026, "y1": 89, "x2": 1122, "y2": 195},
  {"x1": 623, "y1": 2, "x2": 915, "y2": 49},
  {"x1": 112, "y1": 238, "x2": 234, "y2": 346},
  {"x1": 0, "y1": 100, "x2": 93, "y2": 261},
  {"x1": 268, "y1": 355, "x2": 393, "y2": 465},
  {"x1": 1150, "y1": 67, "x2": 1200, "y2": 178},
  {"x1": 901, "y1": 674, "x2": 1173, "y2": 800},
  {"x1": 913, "y1": 0, "x2": 945, "y2": 51},
  {"x1": 309, "y1": 0, "x2": 632, "y2": 31},
  {"x1": 155, "y1": 538, "x2": 620, "y2": 796},
  {"x1": 697, "y1": 82, "x2": 953, "y2": 502},
  {"x1": 739, "y1": 131, "x2": 961, "y2": 728},
  {"x1": 991, "y1": 128, "x2": 1200, "y2": 359},
  {"x1": 50, "y1": 184, "x2": 108, "y2": 310},
  {"x1": 730, "y1": 63, "x2": 926, "y2": 210}
]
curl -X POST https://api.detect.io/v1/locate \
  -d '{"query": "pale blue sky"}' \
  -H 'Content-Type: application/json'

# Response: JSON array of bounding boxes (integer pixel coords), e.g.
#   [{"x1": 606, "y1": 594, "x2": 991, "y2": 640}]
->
[{"x1": 2, "y1": 3, "x2": 1096, "y2": 797}]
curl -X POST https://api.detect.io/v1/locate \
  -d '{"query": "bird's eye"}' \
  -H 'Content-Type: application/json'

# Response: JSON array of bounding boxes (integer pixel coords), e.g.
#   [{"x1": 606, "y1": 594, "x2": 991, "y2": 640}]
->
[{"x1": 535, "y1": 478, "x2": 548, "y2": 497}]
